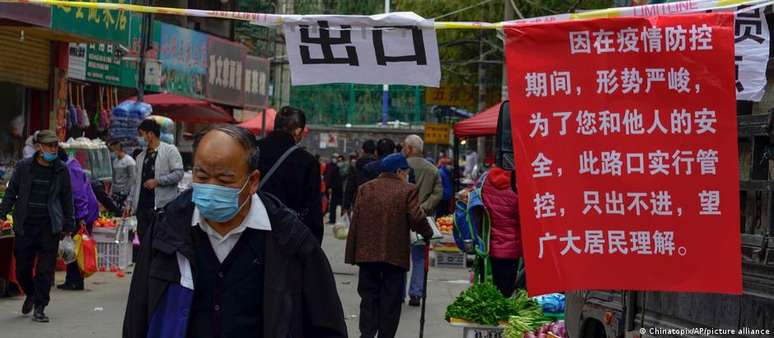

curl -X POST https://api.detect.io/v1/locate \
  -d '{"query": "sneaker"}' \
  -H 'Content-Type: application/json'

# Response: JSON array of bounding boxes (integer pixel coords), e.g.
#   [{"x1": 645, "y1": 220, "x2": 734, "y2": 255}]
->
[
  {"x1": 57, "y1": 283, "x2": 84, "y2": 291},
  {"x1": 408, "y1": 297, "x2": 421, "y2": 307},
  {"x1": 21, "y1": 297, "x2": 33, "y2": 315},
  {"x1": 32, "y1": 306, "x2": 49, "y2": 323}
]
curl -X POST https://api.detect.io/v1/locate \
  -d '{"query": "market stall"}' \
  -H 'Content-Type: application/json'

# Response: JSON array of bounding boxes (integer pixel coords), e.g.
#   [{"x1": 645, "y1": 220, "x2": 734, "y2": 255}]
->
[
  {"x1": 446, "y1": 284, "x2": 567, "y2": 338},
  {"x1": 60, "y1": 137, "x2": 113, "y2": 182}
]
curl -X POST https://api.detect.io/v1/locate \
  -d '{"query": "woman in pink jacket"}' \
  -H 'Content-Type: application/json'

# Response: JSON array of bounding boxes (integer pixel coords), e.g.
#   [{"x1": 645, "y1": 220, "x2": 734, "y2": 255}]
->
[{"x1": 481, "y1": 166, "x2": 522, "y2": 297}]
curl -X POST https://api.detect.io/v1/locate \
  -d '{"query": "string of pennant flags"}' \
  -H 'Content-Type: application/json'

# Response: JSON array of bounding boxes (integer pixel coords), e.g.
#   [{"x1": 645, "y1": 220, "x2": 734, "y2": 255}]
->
[
  {"x1": 1, "y1": 0, "x2": 771, "y2": 93},
  {"x1": 0, "y1": 0, "x2": 767, "y2": 29}
]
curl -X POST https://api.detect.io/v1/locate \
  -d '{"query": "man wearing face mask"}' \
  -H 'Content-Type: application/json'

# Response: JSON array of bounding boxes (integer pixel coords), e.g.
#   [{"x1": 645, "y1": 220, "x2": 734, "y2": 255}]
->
[
  {"x1": 125, "y1": 119, "x2": 184, "y2": 245},
  {"x1": 0, "y1": 130, "x2": 75, "y2": 323},
  {"x1": 123, "y1": 125, "x2": 347, "y2": 338},
  {"x1": 256, "y1": 106, "x2": 323, "y2": 243}
]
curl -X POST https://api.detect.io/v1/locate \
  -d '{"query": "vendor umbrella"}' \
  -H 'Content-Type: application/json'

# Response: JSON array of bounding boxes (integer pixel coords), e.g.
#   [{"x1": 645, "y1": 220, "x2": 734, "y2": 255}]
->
[
  {"x1": 238, "y1": 108, "x2": 277, "y2": 135},
  {"x1": 125, "y1": 93, "x2": 234, "y2": 124}
]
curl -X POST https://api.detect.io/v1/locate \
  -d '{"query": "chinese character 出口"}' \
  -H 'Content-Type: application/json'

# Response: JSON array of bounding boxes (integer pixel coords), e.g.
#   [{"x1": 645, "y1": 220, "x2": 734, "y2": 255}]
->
[{"x1": 299, "y1": 21, "x2": 359, "y2": 66}]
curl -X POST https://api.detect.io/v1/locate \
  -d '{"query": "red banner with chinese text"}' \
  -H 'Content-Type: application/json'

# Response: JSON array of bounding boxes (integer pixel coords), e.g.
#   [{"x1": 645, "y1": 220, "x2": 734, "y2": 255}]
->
[{"x1": 505, "y1": 13, "x2": 741, "y2": 295}]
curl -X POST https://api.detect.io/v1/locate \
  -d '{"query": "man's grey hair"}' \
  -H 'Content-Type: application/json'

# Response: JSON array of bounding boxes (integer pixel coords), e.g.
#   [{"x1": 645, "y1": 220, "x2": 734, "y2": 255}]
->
[
  {"x1": 404, "y1": 134, "x2": 424, "y2": 155},
  {"x1": 193, "y1": 125, "x2": 260, "y2": 171}
]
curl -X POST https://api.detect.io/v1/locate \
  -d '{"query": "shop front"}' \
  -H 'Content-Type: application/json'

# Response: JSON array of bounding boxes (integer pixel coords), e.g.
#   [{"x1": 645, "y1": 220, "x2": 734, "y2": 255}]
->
[{"x1": 0, "y1": 5, "x2": 54, "y2": 175}]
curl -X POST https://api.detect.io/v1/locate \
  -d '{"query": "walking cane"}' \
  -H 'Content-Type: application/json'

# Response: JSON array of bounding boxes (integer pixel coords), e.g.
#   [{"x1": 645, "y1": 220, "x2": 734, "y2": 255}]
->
[{"x1": 419, "y1": 239, "x2": 430, "y2": 338}]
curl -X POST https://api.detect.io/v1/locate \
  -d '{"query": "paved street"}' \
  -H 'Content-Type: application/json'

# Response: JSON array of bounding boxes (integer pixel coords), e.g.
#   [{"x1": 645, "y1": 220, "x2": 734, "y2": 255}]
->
[{"x1": 0, "y1": 226, "x2": 471, "y2": 338}]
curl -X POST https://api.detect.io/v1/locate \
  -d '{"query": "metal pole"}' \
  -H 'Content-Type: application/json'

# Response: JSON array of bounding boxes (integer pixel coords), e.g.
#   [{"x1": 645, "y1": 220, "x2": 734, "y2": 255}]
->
[
  {"x1": 261, "y1": 108, "x2": 267, "y2": 138},
  {"x1": 419, "y1": 241, "x2": 430, "y2": 338},
  {"x1": 137, "y1": 0, "x2": 152, "y2": 102},
  {"x1": 381, "y1": 0, "x2": 390, "y2": 126},
  {"x1": 476, "y1": 29, "x2": 487, "y2": 167}
]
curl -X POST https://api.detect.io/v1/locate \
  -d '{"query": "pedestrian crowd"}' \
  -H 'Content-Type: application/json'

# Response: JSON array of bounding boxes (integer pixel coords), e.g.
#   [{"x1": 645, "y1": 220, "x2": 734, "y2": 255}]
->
[{"x1": 0, "y1": 105, "x2": 522, "y2": 338}]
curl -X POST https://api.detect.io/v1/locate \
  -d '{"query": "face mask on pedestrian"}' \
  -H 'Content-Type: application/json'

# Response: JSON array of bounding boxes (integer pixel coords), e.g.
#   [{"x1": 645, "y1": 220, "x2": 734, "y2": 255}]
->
[
  {"x1": 38, "y1": 143, "x2": 59, "y2": 162},
  {"x1": 42, "y1": 151, "x2": 58, "y2": 162},
  {"x1": 191, "y1": 179, "x2": 250, "y2": 222},
  {"x1": 398, "y1": 169, "x2": 410, "y2": 183},
  {"x1": 137, "y1": 136, "x2": 148, "y2": 148}
]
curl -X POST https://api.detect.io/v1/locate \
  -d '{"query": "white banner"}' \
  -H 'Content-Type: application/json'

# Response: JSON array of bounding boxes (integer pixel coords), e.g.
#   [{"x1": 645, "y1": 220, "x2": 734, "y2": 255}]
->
[
  {"x1": 67, "y1": 43, "x2": 87, "y2": 81},
  {"x1": 731, "y1": 5, "x2": 770, "y2": 101},
  {"x1": 283, "y1": 13, "x2": 441, "y2": 87}
]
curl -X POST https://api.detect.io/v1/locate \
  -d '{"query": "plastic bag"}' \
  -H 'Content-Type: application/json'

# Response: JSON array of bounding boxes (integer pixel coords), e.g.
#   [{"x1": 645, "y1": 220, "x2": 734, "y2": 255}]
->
[
  {"x1": 74, "y1": 226, "x2": 98, "y2": 278},
  {"x1": 534, "y1": 293, "x2": 566, "y2": 314},
  {"x1": 332, "y1": 214, "x2": 349, "y2": 240},
  {"x1": 58, "y1": 236, "x2": 77, "y2": 264}
]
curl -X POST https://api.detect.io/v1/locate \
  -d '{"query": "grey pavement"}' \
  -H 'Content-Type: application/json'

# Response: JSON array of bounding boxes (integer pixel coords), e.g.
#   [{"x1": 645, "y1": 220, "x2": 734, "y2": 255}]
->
[{"x1": 0, "y1": 225, "x2": 471, "y2": 338}]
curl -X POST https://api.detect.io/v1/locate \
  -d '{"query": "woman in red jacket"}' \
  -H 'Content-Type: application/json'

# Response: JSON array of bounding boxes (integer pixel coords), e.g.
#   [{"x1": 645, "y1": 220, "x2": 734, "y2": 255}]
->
[{"x1": 481, "y1": 166, "x2": 522, "y2": 297}]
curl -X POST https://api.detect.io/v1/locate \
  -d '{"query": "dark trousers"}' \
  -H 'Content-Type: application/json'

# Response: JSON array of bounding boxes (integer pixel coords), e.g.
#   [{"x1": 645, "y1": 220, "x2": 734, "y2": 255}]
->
[
  {"x1": 64, "y1": 222, "x2": 92, "y2": 288},
  {"x1": 328, "y1": 193, "x2": 341, "y2": 224},
  {"x1": 14, "y1": 225, "x2": 58, "y2": 307},
  {"x1": 491, "y1": 257, "x2": 518, "y2": 298},
  {"x1": 358, "y1": 262, "x2": 405, "y2": 338},
  {"x1": 135, "y1": 206, "x2": 155, "y2": 246},
  {"x1": 437, "y1": 199, "x2": 452, "y2": 217}
]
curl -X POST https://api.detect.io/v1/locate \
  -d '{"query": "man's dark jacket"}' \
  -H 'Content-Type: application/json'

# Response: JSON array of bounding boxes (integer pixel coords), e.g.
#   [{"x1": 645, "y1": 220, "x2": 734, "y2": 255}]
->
[
  {"x1": 0, "y1": 155, "x2": 74, "y2": 236},
  {"x1": 345, "y1": 154, "x2": 378, "y2": 206},
  {"x1": 123, "y1": 190, "x2": 348, "y2": 338},
  {"x1": 257, "y1": 131, "x2": 323, "y2": 242},
  {"x1": 324, "y1": 161, "x2": 342, "y2": 204}
]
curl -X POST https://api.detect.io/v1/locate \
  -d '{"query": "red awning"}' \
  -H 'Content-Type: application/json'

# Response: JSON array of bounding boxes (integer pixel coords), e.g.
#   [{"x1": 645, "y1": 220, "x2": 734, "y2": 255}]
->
[
  {"x1": 238, "y1": 108, "x2": 277, "y2": 135},
  {"x1": 453, "y1": 102, "x2": 502, "y2": 138},
  {"x1": 126, "y1": 93, "x2": 234, "y2": 124}
]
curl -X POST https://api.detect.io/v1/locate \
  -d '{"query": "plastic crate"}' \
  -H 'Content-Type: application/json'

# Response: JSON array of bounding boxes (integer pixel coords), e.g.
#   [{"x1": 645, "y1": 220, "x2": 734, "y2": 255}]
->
[
  {"x1": 92, "y1": 226, "x2": 131, "y2": 270},
  {"x1": 96, "y1": 241, "x2": 131, "y2": 271}
]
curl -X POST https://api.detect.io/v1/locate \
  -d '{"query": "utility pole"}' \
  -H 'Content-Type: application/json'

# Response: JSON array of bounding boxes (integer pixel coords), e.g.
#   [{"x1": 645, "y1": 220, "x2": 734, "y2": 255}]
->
[
  {"x1": 381, "y1": 0, "x2": 390, "y2": 126},
  {"x1": 136, "y1": 0, "x2": 152, "y2": 102}
]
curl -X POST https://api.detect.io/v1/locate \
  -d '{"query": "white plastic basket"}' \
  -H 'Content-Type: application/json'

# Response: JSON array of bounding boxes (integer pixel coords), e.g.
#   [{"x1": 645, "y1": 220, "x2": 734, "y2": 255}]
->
[
  {"x1": 96, "y1": 241, "x2": 131, "y2": 270},
  {"x1": 92, "y1": 221, "x2": 131, "y2": 270}
]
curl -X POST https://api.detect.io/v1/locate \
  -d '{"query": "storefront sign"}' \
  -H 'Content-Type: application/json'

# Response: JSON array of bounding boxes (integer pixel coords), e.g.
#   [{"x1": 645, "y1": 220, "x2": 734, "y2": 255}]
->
[
  {"x1": 424, "y1": 123, "x2": 451, "y2": 145},
  {"x1": 206, "y1": 36, "x2": 247, "y2": 106},
  {"x1": 0, "y1": 4, "x2": 51, "y2": 27},
  {"x1": 506, "y1": 14, "x2": 741, "y2": 295},
  {"x1": 160, "y1": 22, "x2": 208, "y2": 99},
  {"x1": 52, "y1": 0, "x2": 141, "y2": 46},
  {"x1": 243, "y1": 56, "x2": 270, "y2": 109},
  {"x1": 67, "y1": 42, "x2": 139, "y2": 88}
]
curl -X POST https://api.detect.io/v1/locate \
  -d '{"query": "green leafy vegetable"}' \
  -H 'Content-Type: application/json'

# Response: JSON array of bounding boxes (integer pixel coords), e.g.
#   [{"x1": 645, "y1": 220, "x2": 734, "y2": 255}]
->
[
  {"x1": 503, "y1": 290, "x2": 551, "y2": 338},
  {"x1": 445, "y1": 283, "x2": 517, "y2": 325}
]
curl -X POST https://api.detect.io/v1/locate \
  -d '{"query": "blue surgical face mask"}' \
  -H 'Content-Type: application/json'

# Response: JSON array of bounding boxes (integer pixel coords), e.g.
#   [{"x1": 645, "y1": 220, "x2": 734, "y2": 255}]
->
[
  {"x1": 192, "y1": 179, "x2": 250, "y2": 223},
  {"x1": 137, "y1": 137, "x2": 148, "y2": 148},
  {"x1": 42, "y1": 151, "x2": 58, "y2": 162}
]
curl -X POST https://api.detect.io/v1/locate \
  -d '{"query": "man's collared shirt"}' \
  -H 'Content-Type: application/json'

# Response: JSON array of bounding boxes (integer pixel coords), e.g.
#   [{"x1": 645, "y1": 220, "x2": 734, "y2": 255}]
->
[
  {"x1": 191, "y1": 194, "x2": 272, "y2": 263},
  {"x1": 178, "y1": 193, "x2": 272, "y2": 290}
]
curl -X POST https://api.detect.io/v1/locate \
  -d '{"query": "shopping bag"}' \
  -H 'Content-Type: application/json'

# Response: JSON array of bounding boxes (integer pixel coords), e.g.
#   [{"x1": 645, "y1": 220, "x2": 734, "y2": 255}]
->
[
  {"x1": 75, "y1": 226, "x2": 98, "y2": 278},
  {"x1": 332, "y1": 214, "x2": 349, "y2": 240},
  {"x1": 58, "y1": 236, "x2": 77, "y2": 264}
]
